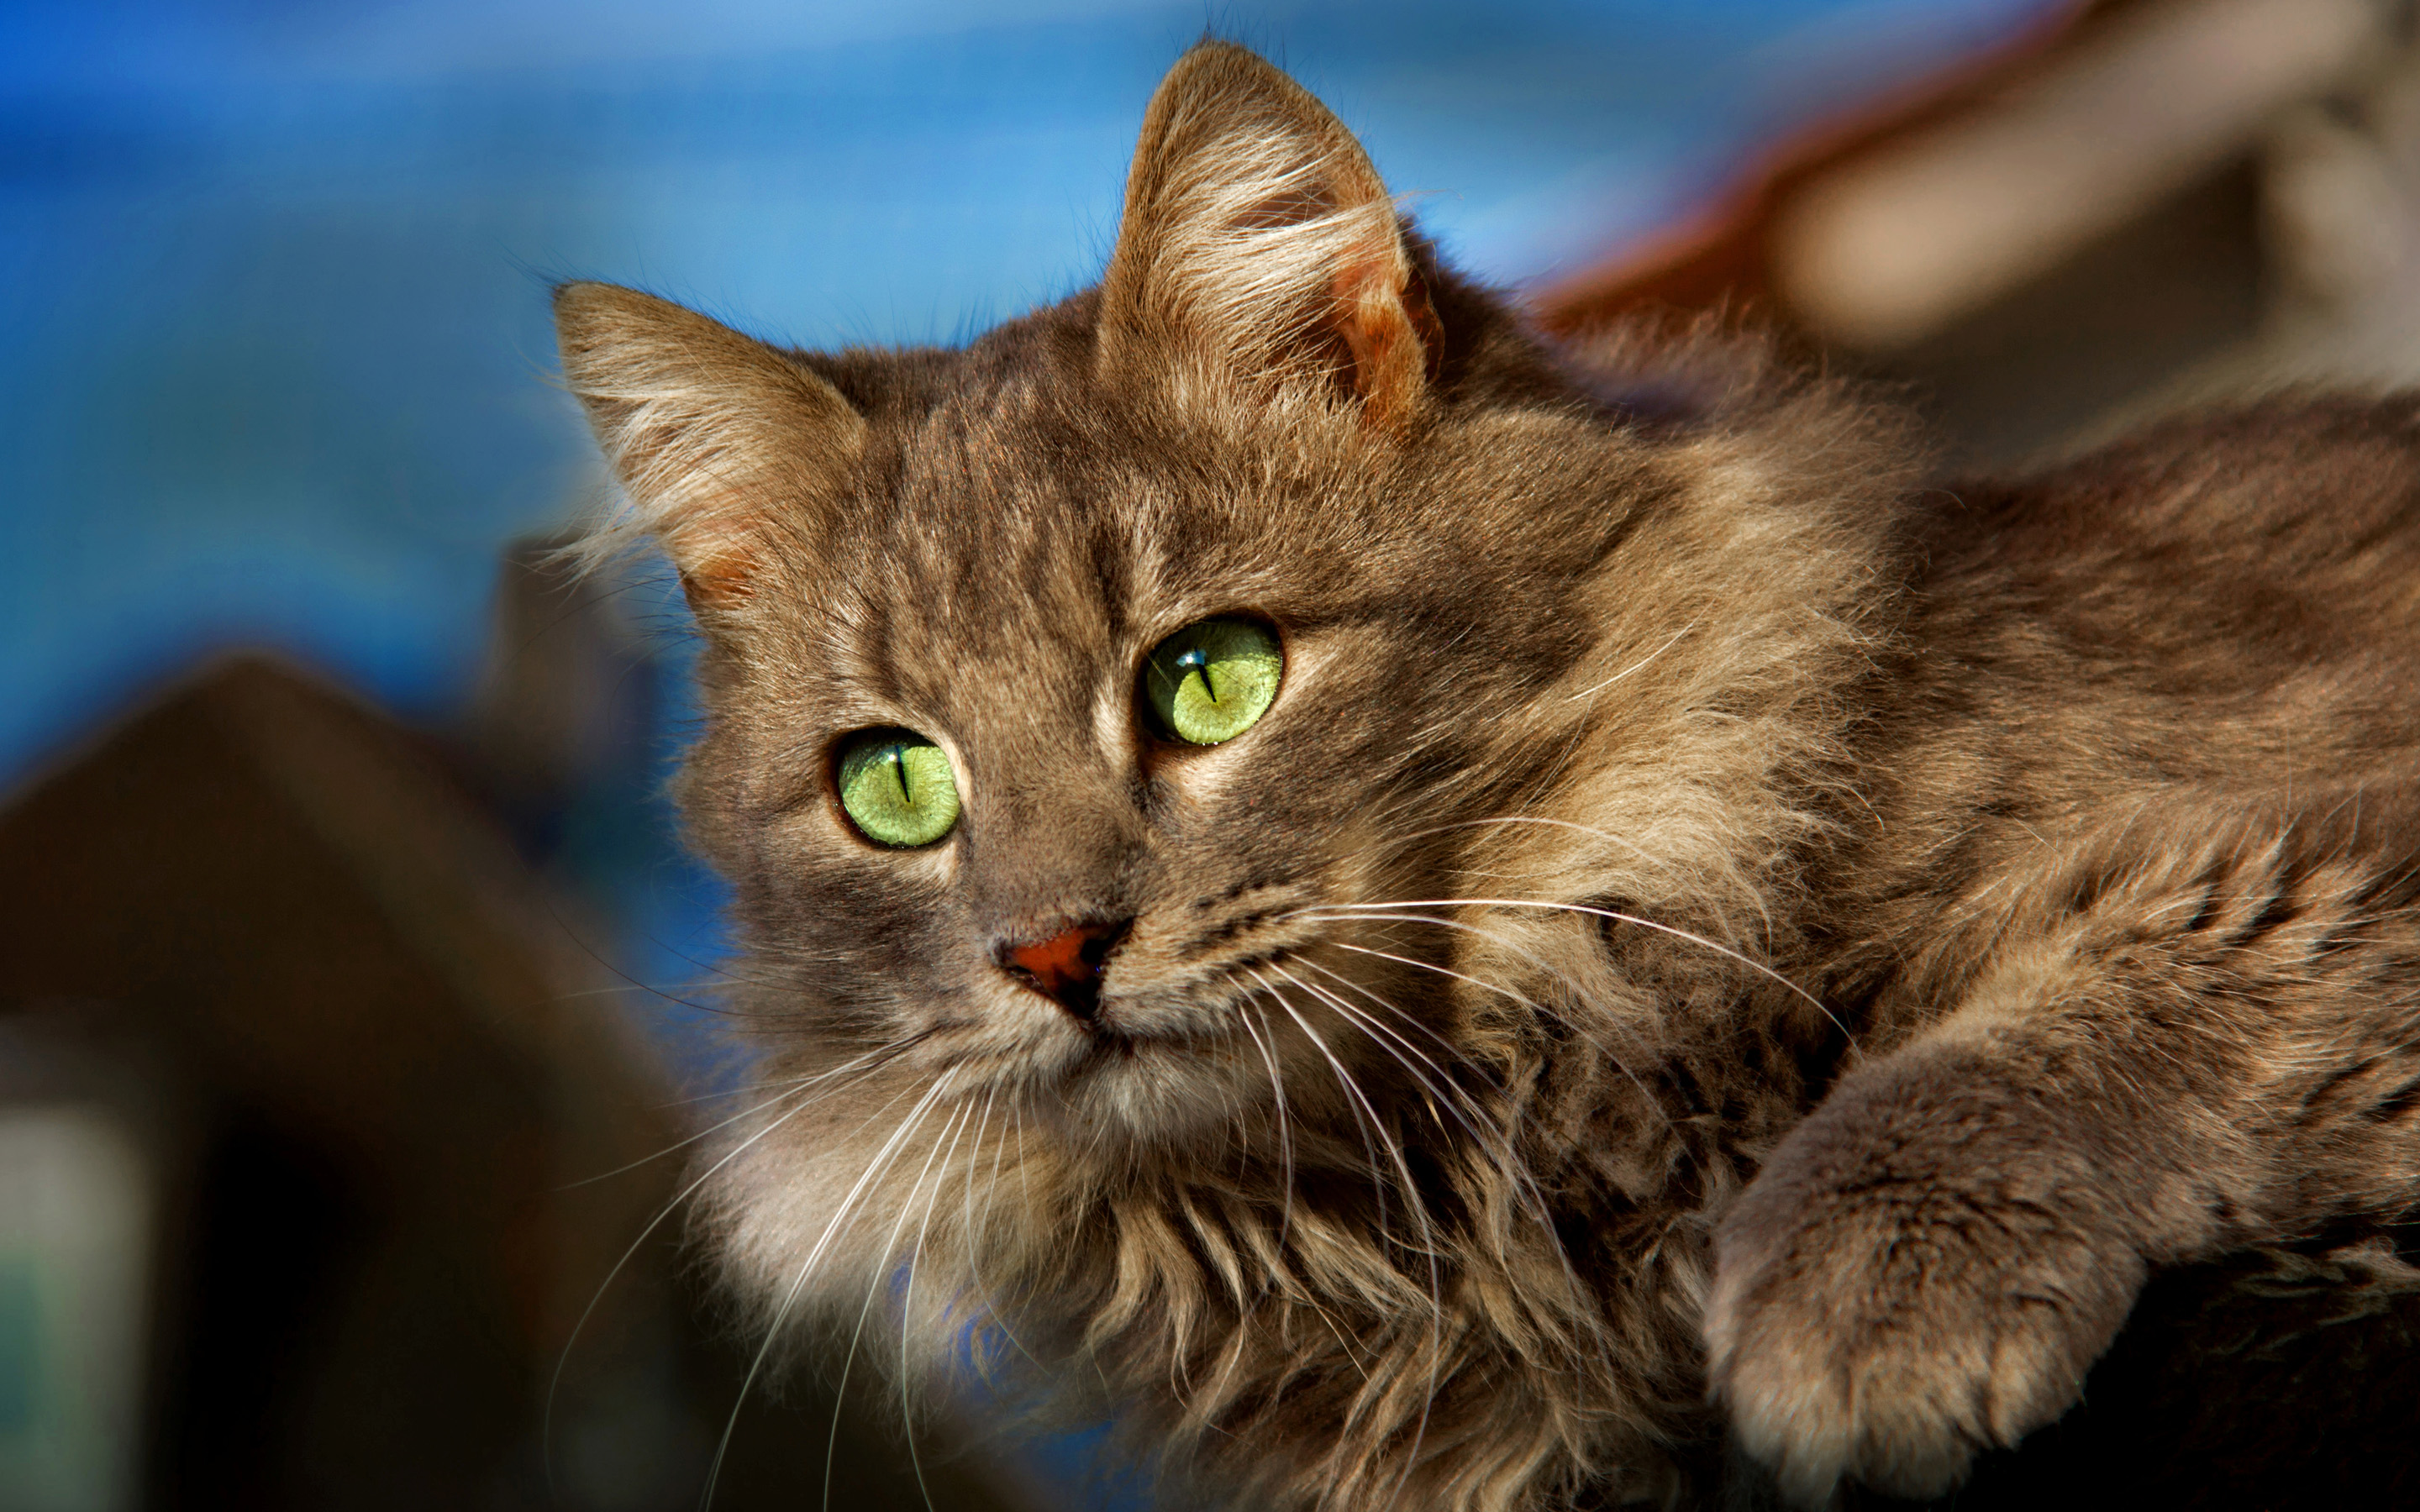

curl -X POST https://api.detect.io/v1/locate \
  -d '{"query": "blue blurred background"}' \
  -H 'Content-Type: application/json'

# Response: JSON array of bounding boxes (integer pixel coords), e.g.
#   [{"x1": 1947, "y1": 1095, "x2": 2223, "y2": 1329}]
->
[{"x1": 1, "y1": 0, "x2": 2057, "y2": 1029}]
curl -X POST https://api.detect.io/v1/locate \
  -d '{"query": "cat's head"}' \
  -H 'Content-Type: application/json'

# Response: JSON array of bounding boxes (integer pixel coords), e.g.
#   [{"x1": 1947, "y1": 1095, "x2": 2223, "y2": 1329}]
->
[{"x1": 554, "y1": 43, "x2": 1897, "y2": 1163}]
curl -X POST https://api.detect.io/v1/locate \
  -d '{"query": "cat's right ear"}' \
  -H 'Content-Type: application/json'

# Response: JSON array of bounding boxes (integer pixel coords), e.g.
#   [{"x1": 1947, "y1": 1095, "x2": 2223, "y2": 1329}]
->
[
  {"x1": 1098, "y1": 42, "x2": 1439, "y2": 434},
  {"x1": 553, "y1": 282, "x2": 865, "y2": 612}
]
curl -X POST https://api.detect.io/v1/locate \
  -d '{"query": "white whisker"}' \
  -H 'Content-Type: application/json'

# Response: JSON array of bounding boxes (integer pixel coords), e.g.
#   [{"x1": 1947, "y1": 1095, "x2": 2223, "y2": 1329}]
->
[
  {"x1": 1234, "y1": 995, "x2": 1298, "y2": 1263},
  {"x1": 1298, "y1": 896, "x2": 1853, "y2": 1047},
  {"x1": 1263, "y1": 960, "x2": 1447, "y2": 1509},
  {"x1": 1312, "y1": 914, "x2": 1678, "y2": 1130},
  {"x1": 898, "y1": 1099, "x2": 979, "y2": 1512},
  {"x1": 1246, "y1": 967, "x2": 1399, "y2": 1256},
  {"x1": 817, "y1": 1095, "x2": 969, "y2": 1512},
  {"x1": 545, "y1": 1047, "x2": 910, "y2": 1495},
  {"x1": 1287, "y1": 956, "x2": 1502, "y2": 1152},
  {"x1": 564, "y1": 1044, "x2": 903, "y2": 1189},
  {"x1": 1290, "y1": 953, "x2": 1607, "y2": 1383},
  {"x1": 1565, "y1": 617, "x2": 1700, "y2": 701},
  {"x1": 702, "y1": 1071, "x2": 959, "y2": 1512}
]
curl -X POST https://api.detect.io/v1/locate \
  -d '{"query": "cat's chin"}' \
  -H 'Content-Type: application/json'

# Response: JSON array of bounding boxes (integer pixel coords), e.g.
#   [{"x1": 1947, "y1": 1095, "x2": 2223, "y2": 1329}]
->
[{"x1": 1028, "y1": 1025, "x2": 1269, "y2": 1153}]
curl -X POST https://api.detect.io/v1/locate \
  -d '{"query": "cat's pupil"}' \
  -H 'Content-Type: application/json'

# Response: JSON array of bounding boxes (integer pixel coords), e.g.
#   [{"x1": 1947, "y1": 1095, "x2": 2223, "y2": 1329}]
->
[{"x1": 1178, "y1": 647, "x2": 1215, "y2": 702}]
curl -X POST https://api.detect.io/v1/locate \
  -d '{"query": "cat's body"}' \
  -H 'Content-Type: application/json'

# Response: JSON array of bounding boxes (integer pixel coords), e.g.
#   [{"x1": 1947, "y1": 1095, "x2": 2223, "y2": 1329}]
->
[{"x1": 555, "y1": 44, "x2": 2420, "y2": 1511}]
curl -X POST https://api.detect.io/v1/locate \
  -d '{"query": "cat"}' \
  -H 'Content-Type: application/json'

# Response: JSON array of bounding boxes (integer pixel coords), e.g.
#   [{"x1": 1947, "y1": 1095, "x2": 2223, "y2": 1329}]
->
[{"x1": 552, "y1": 39, "x2": 2420, "y2": 1512}]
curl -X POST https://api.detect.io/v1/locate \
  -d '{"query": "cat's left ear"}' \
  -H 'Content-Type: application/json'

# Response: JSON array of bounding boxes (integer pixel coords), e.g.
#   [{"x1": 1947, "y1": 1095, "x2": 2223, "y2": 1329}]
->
[
  {"x1": 1098, "y1": 42, "x2": 1439, "y2": 433},
  {"x1": 553, "y1": 282, "x2": 865, "y2": 616}
]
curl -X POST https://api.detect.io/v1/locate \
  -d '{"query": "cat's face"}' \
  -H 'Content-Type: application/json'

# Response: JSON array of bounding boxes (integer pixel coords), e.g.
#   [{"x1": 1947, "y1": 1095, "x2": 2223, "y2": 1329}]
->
[
  {"x1": 666, "y1": 328, "x2": 1644, "y2": 1147},
  {"x1": 554, "y1": 45, "x2": 1754, "y2": 1158}
]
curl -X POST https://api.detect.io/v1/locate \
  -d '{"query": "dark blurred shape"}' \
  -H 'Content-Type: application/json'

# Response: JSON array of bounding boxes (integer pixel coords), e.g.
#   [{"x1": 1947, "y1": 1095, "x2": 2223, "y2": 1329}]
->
[
  {"x1": 1538, "y1": 0, "x2": 2094, "y2": 328},
  {"x1": 1826, "y1": 1241, "x2": 2420, "y2": 1511},
  {"x1": 1768, "y1": 0, "x2": 2370, "y2": 348},
  {"x1": 465, "y1": 531, "x2": 692, "y2": 958},
  {"x1": 1541, "y1": 0, "x2": 2420, "y2": 468},
  {"x1": 471, "y1": 534, "x2": 663, "y2": 819},
  {"x1": 0, "y1": 655, "x2": 1037, "y2": 1510}
]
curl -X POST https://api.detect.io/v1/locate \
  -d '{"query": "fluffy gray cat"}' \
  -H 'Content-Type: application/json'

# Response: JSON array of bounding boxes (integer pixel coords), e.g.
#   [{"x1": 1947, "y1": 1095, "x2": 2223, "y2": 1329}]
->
[{"x1": 553, "y1": 41, "x2": 2420, "y2": 1511}]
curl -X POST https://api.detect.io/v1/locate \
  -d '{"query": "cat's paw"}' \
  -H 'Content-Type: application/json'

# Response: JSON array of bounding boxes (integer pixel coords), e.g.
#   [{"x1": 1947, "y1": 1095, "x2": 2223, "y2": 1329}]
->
[{"x1": 1702, "y1": 1066, "x2": 2147, "y2": 1507}]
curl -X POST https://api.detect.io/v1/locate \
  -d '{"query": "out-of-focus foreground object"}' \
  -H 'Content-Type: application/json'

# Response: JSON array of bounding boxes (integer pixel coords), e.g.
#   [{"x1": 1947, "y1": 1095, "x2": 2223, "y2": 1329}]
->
[
  {"x1": 0, "y1": 655, "x2": 1038, "y2": 1511},
  {"x1": 1541, "y1": 0, "x2": 2420, "y2": 467}
]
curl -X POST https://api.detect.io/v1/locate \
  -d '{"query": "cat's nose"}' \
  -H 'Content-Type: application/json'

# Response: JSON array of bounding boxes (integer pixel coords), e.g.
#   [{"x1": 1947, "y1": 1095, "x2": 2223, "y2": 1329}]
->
[{"x1": 999, "y1": 918, "x2": 1131, "y2": 1021}]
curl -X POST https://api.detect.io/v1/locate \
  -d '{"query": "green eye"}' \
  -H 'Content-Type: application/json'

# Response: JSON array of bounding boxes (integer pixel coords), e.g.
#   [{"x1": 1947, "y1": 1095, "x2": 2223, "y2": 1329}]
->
[
  {"x1": 1142, "y1": 617, "x2": 1283, "y2": 745},
  {"x1": 835, "y1": 729, "x2": 961, "y2": 848}
]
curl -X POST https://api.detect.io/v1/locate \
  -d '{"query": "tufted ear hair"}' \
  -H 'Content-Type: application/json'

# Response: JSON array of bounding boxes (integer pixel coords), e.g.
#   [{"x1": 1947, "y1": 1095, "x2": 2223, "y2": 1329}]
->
[
  {"x1": 553, "y1": 281, "x2": 865, "y2": 612},
  {"x1": 1098, "y1": 41, "x2": 1439, "y2": 433}
]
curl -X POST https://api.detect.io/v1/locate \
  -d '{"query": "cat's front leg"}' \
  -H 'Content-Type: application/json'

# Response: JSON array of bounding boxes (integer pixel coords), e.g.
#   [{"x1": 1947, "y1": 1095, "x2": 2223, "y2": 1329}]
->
[
  {"x1": 1702, "y1": 1032, "x2": 2160, "y2": 1503},
  {"x1": 1701, "y1": 937, "x2": 2270, "y2": 1505}
]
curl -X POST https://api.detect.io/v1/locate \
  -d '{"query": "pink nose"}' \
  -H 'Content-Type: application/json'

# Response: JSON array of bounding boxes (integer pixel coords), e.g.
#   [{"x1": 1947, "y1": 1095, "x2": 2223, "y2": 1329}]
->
[{"x1": 1002, "y1": 919, "x2": 1128, "y2": 1021}]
